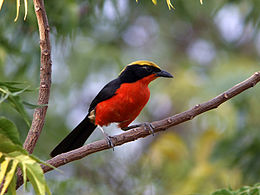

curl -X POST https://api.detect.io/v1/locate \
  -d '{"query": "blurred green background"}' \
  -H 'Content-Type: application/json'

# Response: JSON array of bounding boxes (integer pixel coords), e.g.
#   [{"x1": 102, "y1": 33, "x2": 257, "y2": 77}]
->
[{"x1": 1, "y1": 0, "x2": 260, "y2": 194}]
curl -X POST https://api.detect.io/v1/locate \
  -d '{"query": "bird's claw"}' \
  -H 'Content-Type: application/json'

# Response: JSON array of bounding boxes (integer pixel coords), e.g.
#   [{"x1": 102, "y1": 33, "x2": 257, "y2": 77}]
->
[
  {"x1": 143, "y1": 122, "x2": 155, "y2": 136},
  {"x1": 105, "y1": 134, "x2": 114, "y2": 151},
  {"x1": 98, "y1": 125, "x2": 115, "y2": 151},
  {"x1": 121, "y1": 124, "x2": 139, "y2": 131},
  {"x1": 122, "y1": 122, "x2": 155, "y2": 136}
]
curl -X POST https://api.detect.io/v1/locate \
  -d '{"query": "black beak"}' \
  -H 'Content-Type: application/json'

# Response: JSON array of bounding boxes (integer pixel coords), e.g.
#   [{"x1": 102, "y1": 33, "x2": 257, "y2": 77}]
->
[{"x1": 156, "y1": 70, "x2": 173, "y2": 78}]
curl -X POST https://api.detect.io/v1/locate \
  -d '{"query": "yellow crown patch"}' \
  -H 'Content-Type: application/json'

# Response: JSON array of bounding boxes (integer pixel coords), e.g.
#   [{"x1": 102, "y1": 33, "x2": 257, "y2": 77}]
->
[{"x1": 119, "y1": 60, "x2": 161, "y2": 75}]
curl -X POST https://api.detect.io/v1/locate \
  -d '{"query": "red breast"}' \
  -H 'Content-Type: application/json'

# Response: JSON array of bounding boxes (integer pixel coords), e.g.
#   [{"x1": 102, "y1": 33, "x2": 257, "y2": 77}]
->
[{"x1": 95, "y1": 74, "x2": 157, "y2": 128}]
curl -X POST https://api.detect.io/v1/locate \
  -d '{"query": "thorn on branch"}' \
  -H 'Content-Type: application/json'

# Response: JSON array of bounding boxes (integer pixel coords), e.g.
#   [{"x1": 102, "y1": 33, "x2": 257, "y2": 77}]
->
[
  {"x1": 224, "y1": 93, "x2": 228, "y2": 99},
  {"x1": 39, "y1": 40, "x2": 45, "y2": 47},
  {"x1": 62, "y1": 158, "x2": 68, "y2": 164},
  {"x1": 194, "y1": 104, "x2": 200, "y2": 109},
  {"x1": 35, "y1": 5, "x2": 41, "y2": 12},
  {"x1": 41, "y1": 83, "x2": 47, "y2": 88},
  {"x1": 43, "y1": 49, "x2": 49, "y2": 55}
]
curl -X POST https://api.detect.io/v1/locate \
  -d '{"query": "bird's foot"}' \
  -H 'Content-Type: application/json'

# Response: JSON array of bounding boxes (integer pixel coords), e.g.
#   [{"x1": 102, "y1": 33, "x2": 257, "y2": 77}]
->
[
  {"x1": 98, "y1": 126, "x2": 114, "y2": 151},
  {"x1": 121, "y1": 124, "x2": 140, "y2": 131},
  {"x1": 143, "y1": 122, "x2": 155, "y2": 136},
  {"x1": 122, "y1": 122, "x2": 155, "y2": 136},
  {"x1": 104, "y1": 134, "x2": 115, "y2": 151}
]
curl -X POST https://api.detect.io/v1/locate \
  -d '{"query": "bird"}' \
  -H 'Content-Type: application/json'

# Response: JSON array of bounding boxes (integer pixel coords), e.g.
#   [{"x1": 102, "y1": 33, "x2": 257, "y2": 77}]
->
[{"x1": 50, "y1": 60, "x2": 173, "y2": 157}]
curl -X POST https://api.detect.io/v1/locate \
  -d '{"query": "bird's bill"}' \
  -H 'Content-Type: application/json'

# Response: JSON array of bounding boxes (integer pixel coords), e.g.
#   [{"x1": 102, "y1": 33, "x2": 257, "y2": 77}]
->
[{"x1": 156, "y1": 70, "x2": 173, "y2": 78}]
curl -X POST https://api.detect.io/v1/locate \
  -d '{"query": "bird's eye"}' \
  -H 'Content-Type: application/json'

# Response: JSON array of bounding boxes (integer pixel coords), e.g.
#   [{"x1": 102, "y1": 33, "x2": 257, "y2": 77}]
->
[{"x1": 144, "y1": 66, "x2": 152, "y2": 72}]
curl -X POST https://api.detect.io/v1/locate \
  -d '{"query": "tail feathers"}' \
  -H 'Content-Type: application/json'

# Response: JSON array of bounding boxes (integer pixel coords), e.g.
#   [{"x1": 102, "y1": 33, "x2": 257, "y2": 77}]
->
[{"x1": 50, "y1": 116, "x2": 96, "y2": 157}]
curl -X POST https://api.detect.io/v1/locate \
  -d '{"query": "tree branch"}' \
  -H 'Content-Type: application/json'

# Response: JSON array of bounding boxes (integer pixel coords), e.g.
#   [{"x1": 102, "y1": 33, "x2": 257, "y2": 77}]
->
[
  {"x1": 23, "y1": 0, "x2": 52, "y2": 154},
  {"x1": 16, "y1": 71, "x2": 260, "y2": 189}
]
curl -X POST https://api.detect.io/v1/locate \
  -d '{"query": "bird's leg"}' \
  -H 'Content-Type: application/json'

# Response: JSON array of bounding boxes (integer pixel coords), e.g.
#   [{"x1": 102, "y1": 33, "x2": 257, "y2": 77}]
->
[
  {"x1": 97, "y1": 126, "x2": 114, "y2": 151},
  {"x1": 122, "y1": 122, "x2": 155, "y2": 136}
]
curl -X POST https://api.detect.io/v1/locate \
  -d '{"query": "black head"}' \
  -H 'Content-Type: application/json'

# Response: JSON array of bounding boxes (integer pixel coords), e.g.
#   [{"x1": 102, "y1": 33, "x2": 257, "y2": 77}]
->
[{"x1": 119, "y1": 60, "x2": 173, "y2": 83}]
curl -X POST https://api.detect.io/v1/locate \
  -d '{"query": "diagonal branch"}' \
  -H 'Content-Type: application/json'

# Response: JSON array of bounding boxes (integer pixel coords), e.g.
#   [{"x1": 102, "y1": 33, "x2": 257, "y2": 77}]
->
[
  {"x1": 23, "y1": 0, "x2": 52, "y2": 154},
  {"x1": 16, "y1": 71, "x2": 260, "y2": 189}
]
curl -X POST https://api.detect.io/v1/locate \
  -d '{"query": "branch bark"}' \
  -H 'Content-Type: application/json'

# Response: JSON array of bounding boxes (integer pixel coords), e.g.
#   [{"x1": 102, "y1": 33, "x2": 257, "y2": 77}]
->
[
  {"x1": 16, "y1": 71, "x2": 260, "y2": 189},
  {"x1": 23, "y1": 0, "x2": 52, "y2": 154}
]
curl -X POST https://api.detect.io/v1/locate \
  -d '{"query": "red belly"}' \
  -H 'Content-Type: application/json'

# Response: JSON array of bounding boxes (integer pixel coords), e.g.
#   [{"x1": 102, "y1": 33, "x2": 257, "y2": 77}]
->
[{"x1": 95, "y1": 80, "x2": 151, "y2": 128}]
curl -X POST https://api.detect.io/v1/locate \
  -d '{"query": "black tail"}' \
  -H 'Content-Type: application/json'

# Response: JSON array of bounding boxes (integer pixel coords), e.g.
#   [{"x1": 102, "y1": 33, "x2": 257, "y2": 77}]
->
[{"x1": 50, "y1": 116, "x2": 97, "y2": 157}]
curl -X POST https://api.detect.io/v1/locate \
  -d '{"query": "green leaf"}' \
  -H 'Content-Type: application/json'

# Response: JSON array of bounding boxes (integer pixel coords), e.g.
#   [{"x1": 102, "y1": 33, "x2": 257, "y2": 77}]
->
[
  {"x1": 16, "y1": 153, "x2": 53, "y2": 194},
  {"x1": 22, "y1": 101, "x2": 48, "y2": 109},
  {"x1": 0, "y1": 134, "x2": 52, "y2": 195},
  {"x1": 0, "y1": 160, "x2": 19, "y2": 195},
  {"x1": 0, "y1": 81, "x2": 25, "y2": 85},
  {"x1": 211, "y1": 184, "x2": 260, "y2": 195},
  {"x1": 26, "y1": 160, "x2": 50, "y2": 195},
  {"x1": 8, "y1": 96, "x2": 31, "y2": 127},
  {"x1": 0, "y1": 135, "x2": 23, "y2": 153},
  {"x1": 14, "y1": 0, "x2": 20, "y2": 22},
  {"x1": 10, "y1": 85, "x2": 30, "y2": 96},
  {"x1": 29, "y1": 153, "x2": 60, "y2": 173},
  {"x1": 211, "y1": 189, "x2": 233, "y2": 195},
  {"x1": 166, "y1": 0, "x2": 174, "y2": 10},
  {"x1": 237, "y1": 186, "x2": 250, "y2": 192},
  {"x1": 0, "y1": 0, "x2": 4, "y2": 10},
  {"x1": 0, "y1": 92, "x2": 9, "y2": 104},
  {"x1": 23, "y1": 0, "x2": 27, "y2": 20},
  {"x1": 0, "y1": 81, "x2": 31, "y2": 93},
  {"x1": 136, "y1": 0, "x2": 174, "y2": 10},
  {"x1": 0, "y1": 151, "x2": 51, "y2": 195},
  {"x1": 20, "y1": 158, "x2": 28, "y2": 191},
  {"x1": 6, "y1": 173, "x2": 16, "y2": 195},
  {"x1": 0, "y1": 158, "x2": 11, "y2": 185},
  {"x1": 0, "y1": 0, "x2": 28, "y2": 21},
  {"x1": 0, "y1": 117, "x2": 21, "y2": 146},
  {"x1": 0, "y1": 82, "x2": 32, "y2": 126}
]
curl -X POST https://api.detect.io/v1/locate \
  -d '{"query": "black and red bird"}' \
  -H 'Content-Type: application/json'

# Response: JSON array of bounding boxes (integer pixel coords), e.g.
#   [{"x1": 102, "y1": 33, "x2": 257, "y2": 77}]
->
[{"x1": 50, "y1": 60, "x2": 173, "y2": 157}]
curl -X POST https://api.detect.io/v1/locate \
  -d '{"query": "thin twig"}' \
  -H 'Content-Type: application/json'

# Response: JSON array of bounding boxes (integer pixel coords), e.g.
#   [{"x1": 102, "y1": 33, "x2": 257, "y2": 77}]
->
[
  {"x1": 16, "y1": 71, "x2": 260, "y2": 189},
  {"x1": 23, "y1": 0, "x2": 52, "y2": 153}
]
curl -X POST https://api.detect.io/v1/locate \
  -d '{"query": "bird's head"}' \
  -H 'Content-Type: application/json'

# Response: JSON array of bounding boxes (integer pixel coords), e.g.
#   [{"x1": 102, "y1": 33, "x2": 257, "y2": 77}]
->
[{"x1": 119, "y1": 60, "x2": 173, "y2": 84}]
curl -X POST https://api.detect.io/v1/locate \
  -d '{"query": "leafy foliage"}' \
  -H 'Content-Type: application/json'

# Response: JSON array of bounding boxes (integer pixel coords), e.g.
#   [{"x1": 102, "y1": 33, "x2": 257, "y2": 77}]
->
[
  {"x1": 136, "y1": 0, "x2": 174, "y2": 10},
  {"x1": 0, "y1": 0, "x2": 27, "y2": 21},
  {"x1": 0, "y1": 117, "x2": 21, "y2": 146},
  {"x1": 211, "y1": 183, "x2": 260, "y2": 195},
  {"x1": 0, "y1": 117, "x2": 50, "y2": 195},
  {"x1": 0, "y1": 0, "x2": 204, "y2": 23},
  {"x1": 0, "y1": 81, "x2": 31, "y2": 126}
]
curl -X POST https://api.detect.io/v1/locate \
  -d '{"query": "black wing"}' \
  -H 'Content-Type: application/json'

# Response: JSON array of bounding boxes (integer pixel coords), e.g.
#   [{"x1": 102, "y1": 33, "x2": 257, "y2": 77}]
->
[{"x1": 88, "y1": 78, "x2": 122, "y2": 112}]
